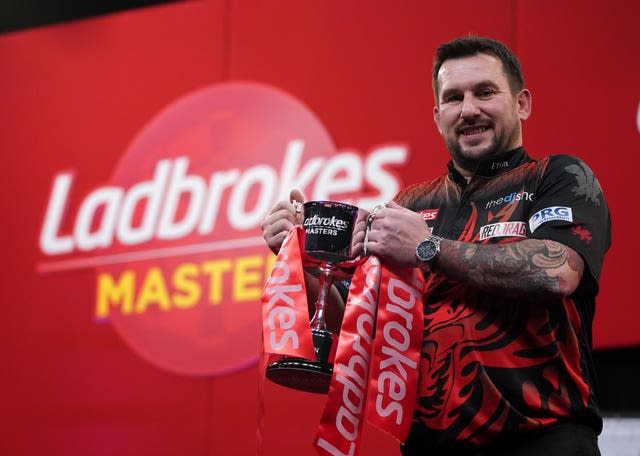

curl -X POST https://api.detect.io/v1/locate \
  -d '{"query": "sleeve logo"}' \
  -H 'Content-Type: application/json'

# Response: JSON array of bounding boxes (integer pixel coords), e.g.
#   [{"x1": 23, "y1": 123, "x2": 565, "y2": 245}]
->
[
  {"x1": 529, "y1": 206, "x2": 573, "y2": 233},
  {"x1": 565, "y1": 162, "x2": 603, "y2": 206}
]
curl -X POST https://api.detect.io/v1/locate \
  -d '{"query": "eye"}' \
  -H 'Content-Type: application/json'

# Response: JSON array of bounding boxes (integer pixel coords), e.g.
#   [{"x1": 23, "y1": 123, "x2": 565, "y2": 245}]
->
[
  {"x1": 477, "y1": 88, "x2": 496, "y2": 99},
  {"x1": 441, "y1": 93, "x2": 463, "y2": 104}
]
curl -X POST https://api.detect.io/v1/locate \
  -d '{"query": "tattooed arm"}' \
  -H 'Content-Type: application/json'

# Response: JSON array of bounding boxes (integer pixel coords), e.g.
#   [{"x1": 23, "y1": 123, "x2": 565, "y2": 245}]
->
[
  {"x1": 434, "y1": 238, "x2": 585, "y2": 298},
  {"x1": 363, "y1": 201, "x2": 584, "y2": 299}
]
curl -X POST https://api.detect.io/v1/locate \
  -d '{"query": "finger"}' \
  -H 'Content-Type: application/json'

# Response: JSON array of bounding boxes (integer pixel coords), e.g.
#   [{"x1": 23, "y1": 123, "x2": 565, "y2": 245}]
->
[
  {"x1": 383, "y1": 201, "x2": 409, "y2": 219},
  {"x1": 261, "y1": 211, "x2": 297, "y2": 254},
  {"x1": 364, "y1": 225, "x2": 379, "y2": 242},
  {"x1": 370, "y1": 203, "x2": 387, "y2": 222},
  {"x1": 351, "y1": 229, "x2": 366, "y2": 258},
  {"x1": 264, "y1": 200, "x2": 296, "y2": 220},
  {"x1": 267, "y1": 231, "x2": 290, "y2": 254},
  {"x1": 263, "y1": 218, "x2": 295, "y2": 254},
  {"x1": 351, "y1": 242, "x2": 365, "y2": 258},
  {"x1": 363, "y1": 219, "x2": 380, "y2": 257},
  {"x1": 264, "y1": 216, "x2": 295, "y2": 234},
  {"x1": 352, "y1": 229, "x2": 365, "y2": 244},
  {"x1": 261, "y1": 206, "x2": 297, "y2": 231},
  {"x1": 289, "y1": 188, "x2": 305, "y2": 204},
  {"x1": 353, "y1": 215, "x2": 367, "y2": 232},
  {"x1": 357, "y1": 208, "x2": 370, "y2": 221},
  {"x1": 289, "y1": 188, "x2": 305, "y2": 224},
  {"x1": 351, "y1": 228, "x2": 365, "y2": 247},
  {"x1": 363, "y1": 237, "x2": 380, "y2": 257}
]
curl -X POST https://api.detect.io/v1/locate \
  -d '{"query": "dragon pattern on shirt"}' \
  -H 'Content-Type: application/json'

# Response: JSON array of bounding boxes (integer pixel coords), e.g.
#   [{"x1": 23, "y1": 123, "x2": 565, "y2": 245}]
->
[{"x1": 396, "y1": 150, "x2": 609, "y2": 448}]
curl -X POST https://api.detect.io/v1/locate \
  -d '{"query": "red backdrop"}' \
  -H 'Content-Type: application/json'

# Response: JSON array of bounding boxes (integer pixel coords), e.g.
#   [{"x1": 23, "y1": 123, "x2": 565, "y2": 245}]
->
[{"x1": 1, "y1": 1, "x2": 638, "y2": 454}]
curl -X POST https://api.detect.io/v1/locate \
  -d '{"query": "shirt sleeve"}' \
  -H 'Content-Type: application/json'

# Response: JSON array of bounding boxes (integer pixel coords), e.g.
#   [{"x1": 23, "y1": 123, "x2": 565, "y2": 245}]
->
[{"x1": 528, "y1": 155, "x2": 611, "y2": 294}]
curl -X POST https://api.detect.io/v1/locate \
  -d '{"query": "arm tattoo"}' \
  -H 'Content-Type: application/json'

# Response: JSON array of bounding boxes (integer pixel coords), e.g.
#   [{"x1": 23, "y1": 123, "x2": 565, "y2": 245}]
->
[{"x1": 436, "y1": 239, "x2": 584, "y2": 298}]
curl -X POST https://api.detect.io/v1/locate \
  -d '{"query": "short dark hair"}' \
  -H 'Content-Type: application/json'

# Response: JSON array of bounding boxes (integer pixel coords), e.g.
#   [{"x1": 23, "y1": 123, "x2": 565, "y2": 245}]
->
[{"x1": 432, "y1": 36, "x2": 525, "y2": 100}]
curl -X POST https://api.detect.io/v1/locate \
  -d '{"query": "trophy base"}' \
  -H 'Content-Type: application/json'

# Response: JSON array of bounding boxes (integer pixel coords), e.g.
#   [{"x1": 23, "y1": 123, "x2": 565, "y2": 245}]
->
[
  {"x1": 265, "y1": 329, "x2": 335, "y2": 394},
  {"x1": 266, "y1": 357, "x2": 333, "y2": 394}
]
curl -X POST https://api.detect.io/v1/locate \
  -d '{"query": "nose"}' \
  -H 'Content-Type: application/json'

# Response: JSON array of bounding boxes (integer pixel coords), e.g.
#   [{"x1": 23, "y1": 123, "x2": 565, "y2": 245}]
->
[{"x1": 460, "y1": 94, "x2": 481, "y2": 119}]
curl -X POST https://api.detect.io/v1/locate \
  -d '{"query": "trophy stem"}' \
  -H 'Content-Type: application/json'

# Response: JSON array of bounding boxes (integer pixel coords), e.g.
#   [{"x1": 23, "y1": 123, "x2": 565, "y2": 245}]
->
[{"x1": 309, "y1": 264, "x2": 333, "y2": 331}]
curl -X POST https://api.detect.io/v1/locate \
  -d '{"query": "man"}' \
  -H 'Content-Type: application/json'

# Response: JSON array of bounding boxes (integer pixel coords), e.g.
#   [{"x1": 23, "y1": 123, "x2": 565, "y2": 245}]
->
[{"x1": 261, "y1": 36, "x2": 610, "y2": 455}]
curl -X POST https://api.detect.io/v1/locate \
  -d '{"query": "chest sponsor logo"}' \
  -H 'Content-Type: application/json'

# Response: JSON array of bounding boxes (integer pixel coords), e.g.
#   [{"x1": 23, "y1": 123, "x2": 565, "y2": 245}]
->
[
  {"x1": 485, "y1": 191, "x2": 534, "y2": 210},
  {"x1": 529, "y1": 206, "x2": 573, "y2": 233},
  {"x1": 418, "y1": 209, "x2": 439, "y2": 221},
  {"x1": 479, "y1": 221, "x2": 527, "y2": 240}
]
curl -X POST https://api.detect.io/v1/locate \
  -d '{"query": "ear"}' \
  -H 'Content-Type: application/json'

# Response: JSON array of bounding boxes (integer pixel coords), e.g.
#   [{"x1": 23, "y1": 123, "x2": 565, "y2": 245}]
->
[
  {"x1": 517, "y1": 89, "x2": 532, "y2": 121},
  {"x1": 433, "y1": 105, "x2": 443, "y2": 134}
]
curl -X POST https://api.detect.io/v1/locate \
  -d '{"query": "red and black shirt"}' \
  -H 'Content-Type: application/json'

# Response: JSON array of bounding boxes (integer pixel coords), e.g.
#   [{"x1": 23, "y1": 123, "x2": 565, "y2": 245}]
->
[{"x1": 396, "y1": 148, "x2": 611, "y2": 451}]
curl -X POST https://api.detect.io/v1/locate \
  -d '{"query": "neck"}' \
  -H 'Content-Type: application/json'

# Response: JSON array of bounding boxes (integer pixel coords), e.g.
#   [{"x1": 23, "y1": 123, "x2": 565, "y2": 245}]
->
[{"x1": 452, "y1": 161, "x2": 474, "y2": 181}]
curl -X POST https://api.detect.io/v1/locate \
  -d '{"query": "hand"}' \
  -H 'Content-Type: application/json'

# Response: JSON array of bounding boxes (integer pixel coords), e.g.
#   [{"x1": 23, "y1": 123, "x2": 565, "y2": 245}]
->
[
  {"x1": 260, "y1": 188, "x2": 305, "y2": 254},
  {"x1": 350, "y1": 208, "x2": 369, "y2": 259},
  {"x1": 363, "y1": 201, "x2": 431, "y2": 267}
]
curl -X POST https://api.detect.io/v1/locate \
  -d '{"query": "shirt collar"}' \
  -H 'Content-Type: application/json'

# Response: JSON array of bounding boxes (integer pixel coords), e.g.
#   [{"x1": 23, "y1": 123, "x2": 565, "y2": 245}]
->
[{"x1": 447, "y1": 147, "x2": 532, "y2": 184}]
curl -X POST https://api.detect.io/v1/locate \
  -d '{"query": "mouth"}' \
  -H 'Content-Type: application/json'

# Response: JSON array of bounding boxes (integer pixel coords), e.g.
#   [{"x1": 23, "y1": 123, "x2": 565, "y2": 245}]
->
[{"x1": 459, "y1": 125, "x2": 490, "y2": 136}]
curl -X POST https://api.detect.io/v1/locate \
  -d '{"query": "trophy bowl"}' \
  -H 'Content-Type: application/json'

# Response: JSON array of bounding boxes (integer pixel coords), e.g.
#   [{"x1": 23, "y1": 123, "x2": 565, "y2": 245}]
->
[{"x1": 266, "y1": 200, "x2": 359, "y2": 394}]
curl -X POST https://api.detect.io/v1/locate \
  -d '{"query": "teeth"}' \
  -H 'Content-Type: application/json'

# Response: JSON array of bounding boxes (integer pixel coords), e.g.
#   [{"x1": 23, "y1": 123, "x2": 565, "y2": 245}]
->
[{"x1": 463, "y1": 127, "x2": 487, "y2": 135}]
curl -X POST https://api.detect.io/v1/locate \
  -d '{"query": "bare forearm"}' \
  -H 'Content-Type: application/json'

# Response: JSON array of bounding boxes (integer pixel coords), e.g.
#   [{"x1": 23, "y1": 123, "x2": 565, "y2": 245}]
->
[{"x1": 433, "y1": 238, "x2": 584, "y2": 298}]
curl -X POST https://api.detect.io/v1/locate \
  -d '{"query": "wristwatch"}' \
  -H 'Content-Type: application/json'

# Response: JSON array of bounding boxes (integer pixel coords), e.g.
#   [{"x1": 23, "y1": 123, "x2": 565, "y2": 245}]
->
[{"x1": 415, "y1": 235, "x2": 444, "y2": 268}]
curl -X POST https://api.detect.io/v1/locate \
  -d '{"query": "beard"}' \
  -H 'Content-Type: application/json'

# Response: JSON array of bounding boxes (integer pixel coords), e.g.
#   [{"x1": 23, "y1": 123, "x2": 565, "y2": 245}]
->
[
  {"x1": 445, "y1": 121, "x2": 521, "y2": 174},
  {"x1": 446, "y1": 135, "x2": 501, "y2": 172}
]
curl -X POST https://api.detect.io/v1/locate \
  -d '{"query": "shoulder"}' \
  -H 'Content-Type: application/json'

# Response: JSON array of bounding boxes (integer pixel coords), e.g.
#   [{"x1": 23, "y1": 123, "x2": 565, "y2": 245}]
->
[
  {"x1": 547, "y1": 154, "x2": 597, "y2": 182},
  {"x1": 394, "y1": 175, "x2": 447, "y2": 207},
  {"x1": 534, "y1": 154, "x2": 601, "y2": 182},
  {"x1": 537, "y1": 153, "x2": 607, "y2": 205},
  {"x1": 545, "y1": 154, "x2": 595, "y2": 172}
]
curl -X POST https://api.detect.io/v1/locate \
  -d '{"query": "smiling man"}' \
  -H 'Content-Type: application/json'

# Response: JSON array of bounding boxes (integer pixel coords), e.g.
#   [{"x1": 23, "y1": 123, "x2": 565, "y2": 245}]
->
[
  {"x1": 434, "y1": 51, "x2": 530, "y2": 177},
  {"x1": 261, "y1": 36, "x2": 611, "y2": 455}
]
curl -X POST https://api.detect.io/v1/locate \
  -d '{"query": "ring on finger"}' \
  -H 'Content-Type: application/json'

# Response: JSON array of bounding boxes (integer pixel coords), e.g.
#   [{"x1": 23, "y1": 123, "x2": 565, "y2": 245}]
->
[
  {"x1": 368, "y1": 203, "x2": 384, "y2": 226},
  {"x1": 364, "y1": 207, "x2": 382, "y2": 256},
  {"x1": 363, "y1": 232, "x2": 369, "y2": 257}
]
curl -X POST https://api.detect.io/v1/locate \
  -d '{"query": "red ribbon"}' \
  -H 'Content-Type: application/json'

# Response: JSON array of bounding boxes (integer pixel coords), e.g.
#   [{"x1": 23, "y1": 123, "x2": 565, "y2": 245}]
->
[
  {"x1": 315, "y1": 259, "x2": 425, "y2": 455},
  {"x1": 260, "y1": 226, "x2": 425, "y2": 455},
  {"x1": 365, "y1": 265, "x2": 424, "y2": 443},
  {"x1": 315, "y1": 256, "x2": 381, "y2": 456},
  {"x1": 261, "y1": 226, "x2": 315, "y2": 361}
]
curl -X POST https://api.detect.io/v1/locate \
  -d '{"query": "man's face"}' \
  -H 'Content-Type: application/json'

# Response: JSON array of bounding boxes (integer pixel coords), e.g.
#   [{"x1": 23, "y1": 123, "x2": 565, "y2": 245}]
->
[{"x1": 433, "y1": 53, "x2": 531, "y2": 175}]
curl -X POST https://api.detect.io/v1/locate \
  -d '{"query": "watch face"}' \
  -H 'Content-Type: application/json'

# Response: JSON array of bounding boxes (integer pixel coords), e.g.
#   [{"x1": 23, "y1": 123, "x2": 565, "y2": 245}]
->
[{"x1": 417, "y1": 239, "x2": 438, "y2": 262}]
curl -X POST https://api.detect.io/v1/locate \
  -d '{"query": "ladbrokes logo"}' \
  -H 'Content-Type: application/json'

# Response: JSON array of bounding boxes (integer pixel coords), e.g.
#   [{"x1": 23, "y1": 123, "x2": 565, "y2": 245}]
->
[
  {"x1": 36, "y1": 82, "x2": 408, "y2": 376},
  {"x1": 303, "y1": 215, "x2": 349, "y2": 236}
]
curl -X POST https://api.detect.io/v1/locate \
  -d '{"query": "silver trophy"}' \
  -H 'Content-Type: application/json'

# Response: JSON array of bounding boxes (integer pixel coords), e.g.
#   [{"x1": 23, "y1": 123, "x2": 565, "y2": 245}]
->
[{"x1": 266, "y1": 200, "x2": 359, "y2": 394}]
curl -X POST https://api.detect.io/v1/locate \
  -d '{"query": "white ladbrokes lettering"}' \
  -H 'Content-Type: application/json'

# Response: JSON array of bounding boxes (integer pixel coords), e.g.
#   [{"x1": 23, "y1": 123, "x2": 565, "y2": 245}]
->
[
  {"x1": 375, "y1": 278, "x2": 419, "y2": 425},
  {"x1": 40, "y1": 140, "x2": 408, "y2": 255},
  {"x1": 303, "y1": 215, "x2": 349, "y2": 231},
  {"x1": 263, "y1": 246, "x2": 303, "y2": 351}
]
